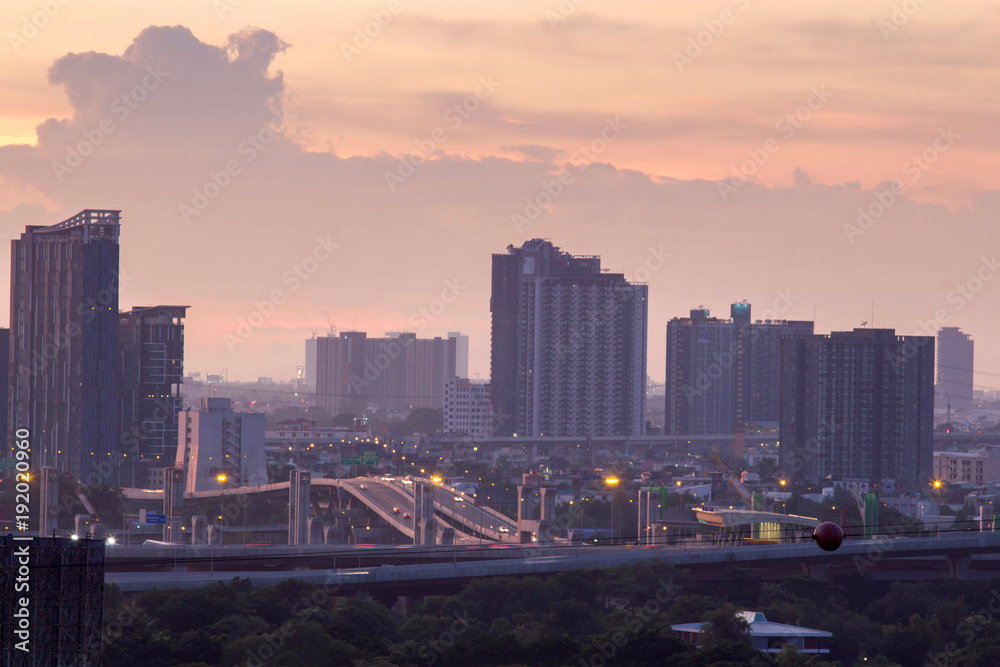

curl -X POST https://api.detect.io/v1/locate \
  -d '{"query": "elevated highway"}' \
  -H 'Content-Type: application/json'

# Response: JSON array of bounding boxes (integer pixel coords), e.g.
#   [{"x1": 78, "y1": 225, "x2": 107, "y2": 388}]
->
[
  {"x1": 123, "y1": 476, "x2": 518, "y2": 544},
  {"x1": 106, "y1": 531, "x2": 1000, "y2": 594}
]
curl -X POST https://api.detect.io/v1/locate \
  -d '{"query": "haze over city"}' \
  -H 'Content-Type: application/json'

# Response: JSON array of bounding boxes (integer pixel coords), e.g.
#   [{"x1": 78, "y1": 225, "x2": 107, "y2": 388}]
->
[
  {"x1": 5, "y1": 3, "x2": 1000, "y2": 665},
  {"x1": 1, "y1": 0, "x2": 998, "y2": 384}
]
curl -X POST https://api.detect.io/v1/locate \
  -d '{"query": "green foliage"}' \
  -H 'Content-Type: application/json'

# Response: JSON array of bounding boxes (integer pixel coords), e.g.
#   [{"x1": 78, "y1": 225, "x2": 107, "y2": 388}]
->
[{"x1": 101, "y1": 563, "x2": 1000, "y2": 667}]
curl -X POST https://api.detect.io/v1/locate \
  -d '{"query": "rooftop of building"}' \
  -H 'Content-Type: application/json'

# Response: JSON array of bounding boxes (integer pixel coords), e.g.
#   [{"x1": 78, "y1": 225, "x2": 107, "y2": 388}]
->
[{"x1": 672, "y1": 611, "x2": 832, "y2": 638}]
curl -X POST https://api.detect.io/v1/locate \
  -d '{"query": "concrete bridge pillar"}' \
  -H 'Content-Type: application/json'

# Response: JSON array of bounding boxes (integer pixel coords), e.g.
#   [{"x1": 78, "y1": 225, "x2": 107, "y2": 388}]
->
[
  {"x1": 75, "y1": 514, "x2": 94, "y2": 538},
  {"x1": 323, "y1": 525, "x2": 342, "y2": 544},
  {"x1": 637, "y1": 489, "x2": 650, "y2": 545},
  {"x1": 207, "y1": 524, "x2": 224, "y2": 545},
  {"x1": 191, "y1": 515, "x2": 208, "y2": 545},
  {"x1": 40, "y1": 467, "x2": 59, "y2": 537},
  {"x1": 289, "y1": 470, "x2": 311, "y2": 545},
  {"x1": 163, "y1": 467, "x2": 185, "y2": 543},
  {"x1": 413, "y1": 483, "x2": 437, "y2": 545},
  {"x1": 800, "y1": 561, "x2": 829, "y2": 578},
  {"x1": 947, "y1": 554, "x2": 971, "y2": 580},
  {"x1": 439, "y1": 527, "x2": 454, "y2": 546},
  {"x1": 308, "y1": 517, "x2": 325, "y2": 545}
]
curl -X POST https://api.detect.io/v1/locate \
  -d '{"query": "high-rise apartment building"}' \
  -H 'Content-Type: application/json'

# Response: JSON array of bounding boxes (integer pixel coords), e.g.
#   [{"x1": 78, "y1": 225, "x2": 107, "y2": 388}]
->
[
  {"x1": 444, "y1": 378, "x2": 492, "y2": 438},
  {"x1": 780, "y1": 328, "x2": 934, "y2": 490},
  {"x1": 174, "y1": 397, "x2": 266, "y2": 493},
  {"x1": 664, "y1": 304, "x2": 812, "y2": 435},
  {"x1": 936, "y1": 327, "x2": 974, "y2": 411},
  {"x1": 315, "y1": 332, "x2": 458, "y2": 416},
  {"x1": 8, "y1": 210, "x2": 121, "y2": 483},
  {"x1": 490, "y1": 239, "x2": 647, "y2": 437},
  {"x1": 119, "y1": 305, "x2": 188, "y2": 486}
]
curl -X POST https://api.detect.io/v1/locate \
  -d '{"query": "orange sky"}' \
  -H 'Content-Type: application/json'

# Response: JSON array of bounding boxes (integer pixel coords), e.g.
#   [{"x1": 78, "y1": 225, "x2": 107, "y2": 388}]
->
[{"x1": 1, "y1": 1, "x2": 998, "y2": 385}]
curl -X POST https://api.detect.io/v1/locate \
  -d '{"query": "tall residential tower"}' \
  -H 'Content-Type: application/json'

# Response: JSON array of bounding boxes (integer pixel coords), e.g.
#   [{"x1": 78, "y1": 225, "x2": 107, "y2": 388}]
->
[
  {"x1": 8, "y1": 210, "x2": 122, "y2": 483},
  {"x1": 936, "y1": 327, "x2": 974, "y2": 411},
  {"x1": 490, "y1": 239, "x2": 647, "y2": 437},
  {"x1": 780, "y1": 328, "x2": 934, "y2": 490}
]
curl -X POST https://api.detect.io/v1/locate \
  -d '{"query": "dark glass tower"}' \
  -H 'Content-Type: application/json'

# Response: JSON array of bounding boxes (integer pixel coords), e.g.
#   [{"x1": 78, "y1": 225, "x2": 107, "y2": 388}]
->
[{"x1": 8, "y1": 210, "x2": 121, "y2": 484}]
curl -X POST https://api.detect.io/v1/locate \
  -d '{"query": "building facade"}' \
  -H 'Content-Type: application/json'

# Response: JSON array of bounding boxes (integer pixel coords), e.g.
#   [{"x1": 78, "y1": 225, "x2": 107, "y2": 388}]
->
[
  {"x1": 933, "y1": 449, "x2": 1000, "y2": 485},
  {"x1": 665, "y1": 304, "x2": 813, "y2": 435},
  {"x1": 174, "y1": 397, "x2": 266, "y2": 493},
  {"x1": 118, "y1": 306, "x2": 187, "y2": 487},
  {"x1": 780, "y1": 328, "x2": 935, "y2": 490},
  {"x1": 315, "y1": 332, "x2": 458, "y2": 416},
  {"x1": 936, "y1": 327, "x2": 974, "y2": 411},
  {"x1": 444, "y1": 378, "x2": 492, "y2": 438},
  {"x1": 7, "y1": 210, "x2": 121, "y2": 483},
  {"x1": 490, "y1": 239, "x2": 647, "y2": 437}
]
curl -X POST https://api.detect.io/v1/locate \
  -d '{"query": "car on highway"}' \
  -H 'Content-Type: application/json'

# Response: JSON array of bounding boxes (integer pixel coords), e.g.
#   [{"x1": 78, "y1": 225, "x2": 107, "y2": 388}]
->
[
  {"x1": 359, "y1": 484, "x2": 369, "y2": 490},
  {"x1": 403, "y1": 513, "x2": 412, "y2": 519},
  {"x1": 392, "y1": 507, "x2": 401, "y2": 513},
  {"x1": 453, "y1": 495, "x2": 462, "y2": 501},
  {"x1": 498, "y1": 527, "x2": 510, "y2": 533}
]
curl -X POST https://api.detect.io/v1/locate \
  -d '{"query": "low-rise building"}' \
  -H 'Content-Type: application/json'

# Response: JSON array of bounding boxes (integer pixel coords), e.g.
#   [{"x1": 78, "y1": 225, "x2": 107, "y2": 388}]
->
[
  {"x1": 933, "y1": 449, "x2": 1000, "y2": 484},
  {"x1": 444, "y1": 378, "x2": 493, "y2": 438},
  {"x1": 672, "y1": 611, "x2": 832, "y2": 654}
]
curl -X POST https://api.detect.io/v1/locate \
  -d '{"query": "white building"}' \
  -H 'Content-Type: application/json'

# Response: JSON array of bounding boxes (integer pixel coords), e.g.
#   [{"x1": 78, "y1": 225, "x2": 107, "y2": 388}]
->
[
  {"x1": 174, "y1": 398, "x2": 267, "y2": 492},
  {"x1": 448, "y1": 332, "x2": 469, "y2": 379},
  {"x1": 673, "y1": 611, "x2": 832, "y2": 654},
  {"x1": 444, "y1": 378, "x2": 493, "y2": 438}
]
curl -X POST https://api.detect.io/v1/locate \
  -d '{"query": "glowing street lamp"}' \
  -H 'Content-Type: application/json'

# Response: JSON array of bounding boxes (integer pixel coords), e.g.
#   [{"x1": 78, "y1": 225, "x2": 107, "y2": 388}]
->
[{"x1": 604, "y1": 477, "x2": 620, "y2": 486}]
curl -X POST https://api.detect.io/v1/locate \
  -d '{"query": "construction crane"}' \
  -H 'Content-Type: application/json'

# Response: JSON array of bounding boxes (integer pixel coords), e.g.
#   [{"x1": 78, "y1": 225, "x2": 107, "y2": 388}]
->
[
  {"x1": 708, "y1": 455, "x2": 762, "y2": 510},
  {"x1": 62, "y1": 472, "x2": 102, "y2": 526}
]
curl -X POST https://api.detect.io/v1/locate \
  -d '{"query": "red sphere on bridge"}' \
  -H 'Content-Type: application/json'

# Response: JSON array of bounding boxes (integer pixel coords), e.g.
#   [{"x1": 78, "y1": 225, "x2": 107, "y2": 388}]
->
[{"x1": 812, "y1": 522, "x2": 844, "y2": 551}]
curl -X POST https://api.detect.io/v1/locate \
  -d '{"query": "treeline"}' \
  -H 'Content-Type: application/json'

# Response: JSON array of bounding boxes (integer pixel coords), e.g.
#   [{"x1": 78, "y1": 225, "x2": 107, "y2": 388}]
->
[{"x1": 100, "y1": 564, "x2": 1000, "y2": 666}]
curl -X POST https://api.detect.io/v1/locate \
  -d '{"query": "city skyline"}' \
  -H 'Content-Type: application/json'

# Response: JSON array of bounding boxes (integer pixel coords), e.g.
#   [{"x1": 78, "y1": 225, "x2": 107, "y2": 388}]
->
[{"x1": 0, "y1": 3, "x2": 998, "y2": 385}]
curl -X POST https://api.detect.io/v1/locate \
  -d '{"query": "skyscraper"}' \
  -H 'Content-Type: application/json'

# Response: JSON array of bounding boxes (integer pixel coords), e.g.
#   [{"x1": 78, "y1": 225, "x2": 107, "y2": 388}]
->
[
  {"x1": 664, "y1": 304, "x2": 812, "y2": 435},
  {"x1": 936, "y1": 327, "x2": 974, "y2": 411},
  {"x1": 490, "y1": 239, "x2": 647, "y2": 437},
  {"x1": 780, "y1": 328, "x2": 934, "y2": 490},
  {"x1": 315, "y1": 332, "x2": 458, "y2": 415},
  {"x1": 118, "y1": 305, "x2": 188, "y2": 486},
  {"x1": 8, "y1": 210, "x2": 122, "y2": 483}
]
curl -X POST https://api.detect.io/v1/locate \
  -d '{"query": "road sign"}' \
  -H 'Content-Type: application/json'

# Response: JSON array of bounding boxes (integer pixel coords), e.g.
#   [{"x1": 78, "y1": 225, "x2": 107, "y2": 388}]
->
[
  {"x1": 145, "y1": 513, "x2": 166, "y2": 525},
  {"x1": 342, "y1": 452, "x2": 379, "y2": 466}
]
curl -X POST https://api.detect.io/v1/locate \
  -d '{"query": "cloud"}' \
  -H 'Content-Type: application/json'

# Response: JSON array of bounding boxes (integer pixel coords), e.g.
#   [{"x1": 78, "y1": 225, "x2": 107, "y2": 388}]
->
[{"x1": 0, "y1": 24, "x2": 998, "y2": 381}]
